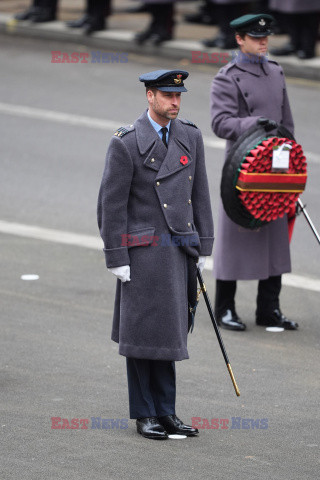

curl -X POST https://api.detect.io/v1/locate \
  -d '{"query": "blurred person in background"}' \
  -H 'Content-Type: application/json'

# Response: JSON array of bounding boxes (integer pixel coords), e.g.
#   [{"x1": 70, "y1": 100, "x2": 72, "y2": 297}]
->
[
  {"x1": 134, "y1": 0, "x2": 175, "y2": 45},
  {"x1": 66, "y1": 0, "x2": 111, "y2": 35},
  {"x1": 269, "y1": 0, "x2": 320, "y2": 59},
  {"x1": 15, "y1": 0, "x2": 58, "y2": 22}
]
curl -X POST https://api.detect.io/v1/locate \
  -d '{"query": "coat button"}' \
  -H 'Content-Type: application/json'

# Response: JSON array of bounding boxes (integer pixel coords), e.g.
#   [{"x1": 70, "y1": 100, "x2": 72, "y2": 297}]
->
[
  {"x1": 156, "y1": 181, "x2": 160, "y2": 186},
  {"x1": 188, "y1": 199, "x2": 192, "y2": 205},
  {"x1": 164, "y1": 203, "x2": 168, "y2": 209},
  {"x1": 236, "y1": 77, "x2": 240, "y2": 82},
  {"x1": 189, "y1": 176, "x2": 192, "y2": 181},
  {"x1": 151, "y1": 158, "x2": 155, "y2": 163},
  {"x1": 187, "y1": 222, "x2": 191, "y2": 227},
  {"x1": 250, "y1": 108, "x2": 254, "y2": 113},
  {"x1": 244, "y1": 92, "x2": 248, "y2": 97}
]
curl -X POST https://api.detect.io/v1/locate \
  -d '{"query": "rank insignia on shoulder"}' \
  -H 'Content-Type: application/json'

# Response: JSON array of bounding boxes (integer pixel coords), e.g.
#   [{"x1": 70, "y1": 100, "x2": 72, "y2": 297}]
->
[
  {"x1": 181, "y1": 119, "x2": 198, "y2": 129},
  {"x1": 113, "y1": 125, "x2": 134, "y2": 138}
]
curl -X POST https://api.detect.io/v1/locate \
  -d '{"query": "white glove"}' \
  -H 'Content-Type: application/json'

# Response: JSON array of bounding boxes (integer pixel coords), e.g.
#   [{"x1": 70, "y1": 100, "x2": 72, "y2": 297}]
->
[
  {"x1": 196, "y1": 256, "x2": 206, "y2": 273},
  {"x1": 107, "y1": 265, "x2": 131, "y2": 282}
]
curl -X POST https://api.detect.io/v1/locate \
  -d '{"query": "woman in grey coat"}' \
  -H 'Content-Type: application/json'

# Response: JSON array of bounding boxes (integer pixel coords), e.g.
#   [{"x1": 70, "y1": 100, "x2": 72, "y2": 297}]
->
[
  {"x1": 210, "y1": 14, "x2": 298, "y2": 331},
  {"x1": 98, "y1": 69, "x2": 214, "y2": 439}
]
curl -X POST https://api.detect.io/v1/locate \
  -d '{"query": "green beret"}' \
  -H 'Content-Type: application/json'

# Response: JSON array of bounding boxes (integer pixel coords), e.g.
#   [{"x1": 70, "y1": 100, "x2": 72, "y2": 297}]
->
[{"x1": 230, "y1": 14, "x2": 274, "y2": 37}]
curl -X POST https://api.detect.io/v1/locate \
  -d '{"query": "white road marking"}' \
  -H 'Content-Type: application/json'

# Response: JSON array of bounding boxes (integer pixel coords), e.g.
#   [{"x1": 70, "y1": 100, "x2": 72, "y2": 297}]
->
[
  {"x1": 0, "y1": 102, "x2": 319, "y2": 163},
  {"x1": 21, "y1": 274, "x2": 39, "y2": 281},
  {"x1": 0, "y1": 220, "x2": 319, "y2": 292}
]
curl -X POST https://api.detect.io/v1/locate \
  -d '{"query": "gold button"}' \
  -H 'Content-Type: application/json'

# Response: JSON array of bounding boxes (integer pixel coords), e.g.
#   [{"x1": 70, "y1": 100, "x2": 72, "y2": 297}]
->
[
  {"x1": 156, "y1": 181, "x2": 160, "y2": 186},
  {"x1": 188, "y1": 222, "x2": 191, "y2": 227},
  {"x1": 164, "y1": 204, "x2": 168, "y2": 209},
  {"x1": 189, "y1": 176, "x2": 192, "y2": 181},
  {"x1": 151, "y1": 158, "x2": 155, "y2": 163},
  {"x1": 188, "y1": 199, "x2": 192, "y2": 205}
]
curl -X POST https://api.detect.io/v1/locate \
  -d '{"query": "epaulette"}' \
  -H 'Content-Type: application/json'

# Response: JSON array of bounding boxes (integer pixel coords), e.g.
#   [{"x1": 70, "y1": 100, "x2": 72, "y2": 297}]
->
[
  {"x1": 113, "y1": 124, "x2": 134, "y2": 138},
  {"x1": 180, "y1": 119, "x2": 198, "y2": 129}
]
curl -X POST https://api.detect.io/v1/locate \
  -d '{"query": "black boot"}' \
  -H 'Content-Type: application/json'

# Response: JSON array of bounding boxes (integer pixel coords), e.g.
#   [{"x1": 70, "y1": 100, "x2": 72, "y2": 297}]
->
[
  {"x1": 14, "y1": 0, "x2": 41, "y2": 21},
  {"x1": 215, "y1": 280, "x2": 246, "y2": 331},
  {"x1": 184, "y1": 0, "x2": 216, "y2": 26},
  {"x1": 202, "y1": 2, "x2": 248, "y2": 49},
  {"x1": 66, "y1": 14, "x2": 91, "y2": 28},
  {"x1": 83, "y1": 0, "x2": 109, "y2": 35},
  {"x1": 135, "y1": 3, "x2": 174, "y2": 46},
  {"x1": 256, "y1": 309, "x2": 298, "y2": 330},
  {"x1": 31, "y1": 0, "x2": 58, "y2": 22}
]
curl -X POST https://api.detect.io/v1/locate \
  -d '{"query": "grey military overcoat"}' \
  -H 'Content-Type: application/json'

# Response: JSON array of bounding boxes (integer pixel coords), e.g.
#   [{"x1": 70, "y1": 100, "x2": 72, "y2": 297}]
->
[
  {"x1": 269, "y1": 0, "x2": 320, "y2": 13},
  {"x1": 98, "y1": 110, "x2": 214, "y2": 361},
  {"x1": 210, "y1": 56, "x2": 294, "y2": 280}
]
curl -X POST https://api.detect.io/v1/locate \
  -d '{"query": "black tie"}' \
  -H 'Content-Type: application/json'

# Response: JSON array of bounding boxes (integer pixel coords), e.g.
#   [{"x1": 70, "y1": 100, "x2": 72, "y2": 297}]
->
[{"x1": 161, "y1": 127, "x2": 168, "y2": 148}]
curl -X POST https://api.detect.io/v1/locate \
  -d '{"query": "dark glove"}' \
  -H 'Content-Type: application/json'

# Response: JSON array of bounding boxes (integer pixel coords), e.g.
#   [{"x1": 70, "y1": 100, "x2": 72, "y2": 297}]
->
[{"x1": 257, "y1": 117, "x2": 278, "y2": 132}]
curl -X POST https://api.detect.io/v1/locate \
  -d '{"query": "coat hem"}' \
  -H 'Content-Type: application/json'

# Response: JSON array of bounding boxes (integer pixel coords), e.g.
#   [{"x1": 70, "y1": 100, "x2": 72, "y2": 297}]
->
[{"x1": 115, "y1": 341, "x2": 189, "y2": 361}]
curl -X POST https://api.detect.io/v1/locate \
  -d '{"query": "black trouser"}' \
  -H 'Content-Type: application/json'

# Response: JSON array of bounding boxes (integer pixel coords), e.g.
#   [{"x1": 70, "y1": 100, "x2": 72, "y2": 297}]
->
[
  {"x1": 126, "y1": 358, "x2": 176, "y2": 419},
  {"x1": 215, "y1": 276, "x2": 282, "y2": 318},
  {"x1": 285, "y1": 12, "x2": 320, "y2": 55},
  {"x1": 87, "y1": 0, "x2": 111, "y2": 19},
  {"x1": 211, "y1": 1, "x2": 249, "y2": 39},
  {"x1": 40, "y1": 0, "x2": 58, "y2": 14}
]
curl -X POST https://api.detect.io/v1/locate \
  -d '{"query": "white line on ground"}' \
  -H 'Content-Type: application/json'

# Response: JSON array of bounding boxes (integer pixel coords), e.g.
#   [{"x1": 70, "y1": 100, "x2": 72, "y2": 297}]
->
[
  {"x1": 0, "y1": 220, "x2": 319, "y2": 292},
  {"x1": 0, "y1": 102, "x2": 319, "y2": 163}
]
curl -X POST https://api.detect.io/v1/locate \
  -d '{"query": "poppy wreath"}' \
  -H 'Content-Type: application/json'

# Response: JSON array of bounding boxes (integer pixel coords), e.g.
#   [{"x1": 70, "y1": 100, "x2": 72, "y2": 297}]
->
[{"x1": 221, "y1": 124, "x2": 307, "y2": 229}]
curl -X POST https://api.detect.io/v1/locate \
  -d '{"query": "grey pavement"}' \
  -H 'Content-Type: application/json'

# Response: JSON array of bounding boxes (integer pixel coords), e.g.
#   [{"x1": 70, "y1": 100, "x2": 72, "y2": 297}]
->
[
  {"x1": 1, "y1": 34, "x2": 320, "y2": 480},
  {"x1": 1, "y1": 0, "x2": 320, "y2": 80}
]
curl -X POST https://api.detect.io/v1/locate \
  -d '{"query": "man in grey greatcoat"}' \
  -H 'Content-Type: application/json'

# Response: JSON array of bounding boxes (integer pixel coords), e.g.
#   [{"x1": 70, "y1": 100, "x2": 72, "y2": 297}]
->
[
  {"x1": 97, "y1": 70, "x2": 214, "y2": 439},
  {"x1": 210, "y1": 14, "x2": 298, "y2": 331}
]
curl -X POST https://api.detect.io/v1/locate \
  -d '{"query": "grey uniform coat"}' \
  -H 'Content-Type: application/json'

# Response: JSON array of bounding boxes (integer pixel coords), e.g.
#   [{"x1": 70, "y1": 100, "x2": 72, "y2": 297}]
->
[
  {"x1": 210, "y1": 55, "x2": 294, "y2": 280},
  {"x1": 269, "y1": 0, "x2": 320, "y2": 13},
  {"x1": 98, "y1": 110, "x2": 214, "y2": 361}
]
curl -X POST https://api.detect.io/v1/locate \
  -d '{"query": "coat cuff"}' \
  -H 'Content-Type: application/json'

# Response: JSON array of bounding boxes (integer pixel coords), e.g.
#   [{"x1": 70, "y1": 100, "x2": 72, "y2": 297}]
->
[
  {"x1": 199, "y1": 236, "x2": 214, "y2": 256},
  {"x1": 103, "y1": 247, "x2": 130, "y2": 269}
]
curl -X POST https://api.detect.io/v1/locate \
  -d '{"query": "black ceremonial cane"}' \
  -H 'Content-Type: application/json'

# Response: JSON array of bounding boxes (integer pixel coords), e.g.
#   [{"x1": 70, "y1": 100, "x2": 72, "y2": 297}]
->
[
  {"x1": 297, "y1": 198, "x2": 320, "y2": 245},
  {"x1": 197, "y1": 268, "x2": 240, "y2": 397}
]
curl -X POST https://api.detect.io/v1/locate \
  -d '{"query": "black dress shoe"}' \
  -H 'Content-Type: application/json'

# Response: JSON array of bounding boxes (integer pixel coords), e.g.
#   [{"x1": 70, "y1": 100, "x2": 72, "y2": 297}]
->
[
  {"x1": 217, "y1": 309, "x2": 246, "y2": 331},
  {"x1": 158, "y1": 414, "x2": 198, "y2": 436},
  {"x1": 136, "y1": 417, "x2": 168, "y2": 440},
  {"x1": 14, "y1": 7, "x2": 41, "y2": 21},
  {"x1": 149, "y1": 32, "x2": 172, "y2": 46},
  {"x1": 66, "y1": 14, "x2": 91, "y2": 28},
  {"x1": 134, "y1": 28, "x2": 153, "y2": 45},
  {"x1": 270, "y1": 43, "x2": 296, "y2": 56},
  {"x1": 296, "y1": 50, "x2": 315, "y2": 60},
  {"x1": 31, "y1": 9, "x2": 56, "y2": 23},
  {"x1": 84, "y1": 19, "x2": 106, "y2": 35},
  {"x1": 256, "y1": 309, "x2": 298, "y2": 330}
]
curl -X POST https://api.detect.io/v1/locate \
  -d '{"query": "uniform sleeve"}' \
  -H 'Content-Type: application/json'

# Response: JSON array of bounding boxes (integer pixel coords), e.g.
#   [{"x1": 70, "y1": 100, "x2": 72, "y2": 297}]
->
[
  {"x1": 210, "y1": 72, "x2": 260, "y2": 141},
  {"x1": 282, "y1": 80, "x2": 295, "y2": 136},
  {"x1": 97, "y1": 136, "x2": 134, "y2": 268},
  {"x1": 191, "y1": 130, "x2": 214, "y2": 256}
]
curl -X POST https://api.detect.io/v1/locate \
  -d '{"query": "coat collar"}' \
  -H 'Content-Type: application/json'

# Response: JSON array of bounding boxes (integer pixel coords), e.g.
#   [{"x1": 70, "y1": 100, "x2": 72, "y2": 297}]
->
[
  {"x1": 135, "y1": 110, "x2": 158, "y2": 155},
  {"x1": 233, "y1": 51, "x2": 270, "y2": 76},
  {"x1": 134, "y1": 110, "x2": 193, "y2": 177}
]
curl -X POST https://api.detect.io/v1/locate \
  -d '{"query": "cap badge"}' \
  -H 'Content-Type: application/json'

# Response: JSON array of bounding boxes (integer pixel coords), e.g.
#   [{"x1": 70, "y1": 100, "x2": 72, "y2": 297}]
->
[
  {"x1": 180, "y1": 155, "x2": 188, "y2": 165},
  {"x1": 174, "y1": 74, "x2": 182, "y2": 85},
  {"x1": 259, "y1": 19, "x2": 266, "y2": 26}
]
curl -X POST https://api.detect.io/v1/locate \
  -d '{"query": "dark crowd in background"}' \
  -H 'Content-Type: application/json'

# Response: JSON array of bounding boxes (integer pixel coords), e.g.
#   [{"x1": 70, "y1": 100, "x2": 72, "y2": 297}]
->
[{"x1": 13, "y1": 1, "x2": 320, "y2": 59}]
